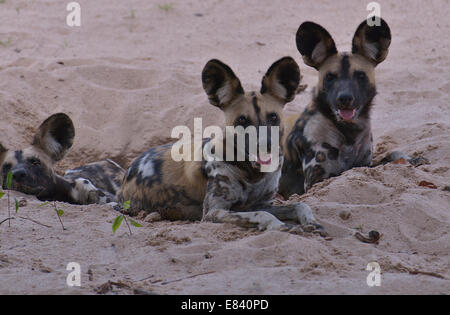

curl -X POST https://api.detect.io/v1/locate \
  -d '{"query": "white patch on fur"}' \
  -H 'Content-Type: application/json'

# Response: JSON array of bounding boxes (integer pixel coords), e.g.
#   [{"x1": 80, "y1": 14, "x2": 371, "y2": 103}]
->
[
  {"x1": 64, "y1": 169, "x2": 77, "y2": 176},
  {"x1": 138, "y1": 157, "x2": 154, "y2": 178}
]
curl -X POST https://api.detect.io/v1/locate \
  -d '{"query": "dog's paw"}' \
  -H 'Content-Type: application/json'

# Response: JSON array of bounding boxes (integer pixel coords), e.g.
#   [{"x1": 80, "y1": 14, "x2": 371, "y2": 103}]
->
[
  {"x1": 303, "y1": 223, "x2": 328, "y2": 237},
  {"x1": 145, "y1": 212, "x2": 162, "y2": 222},
  {"x1": 262, "y1": 218, "x2": 287, "y2": 231},
  {"x1": 287, "y1": 225, "x2": 304, "y2": 235},
  {"x1": 407, "y1": 156, "x2": 429, "y2": 167},
  {"x1": 72, "y1": 178, "x2": 102, "y2": 204},
  {"x1": 382, "y1": 151, "x2": 429, "y2": 167}
]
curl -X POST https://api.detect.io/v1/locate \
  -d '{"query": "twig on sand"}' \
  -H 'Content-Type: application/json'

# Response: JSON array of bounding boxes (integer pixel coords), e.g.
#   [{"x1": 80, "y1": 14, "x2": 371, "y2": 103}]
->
[
  {"x1": 0, "y1": 217, "x2": 14, "y2": 226},
  {"x1": 136, "y1": 274, "x2": 155, "y2": 282},
  {"x1": 408, "y1": 269, "x2": 446, "y2": 279},
  {"x1": 160, "y1": 271, "x2": 216, "y2": 285},
  {"x1": 95, "y1": 280, "x2": 158, "y2": 295},
  {"x1": 18, "y1": 216, "x2": 52, "y2": 228},
  {"x1": 397, "y1": 265, "x2": 446, "y2": 280}
]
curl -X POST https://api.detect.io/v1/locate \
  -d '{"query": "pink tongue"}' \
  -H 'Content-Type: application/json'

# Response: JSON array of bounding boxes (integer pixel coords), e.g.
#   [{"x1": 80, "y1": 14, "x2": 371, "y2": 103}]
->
[
  {"x1": 257, "y1": 155, "x2": 272, "y2": 165},
  {"x1": 339, "y1": 109, "x2": 355, "y2": 120}
]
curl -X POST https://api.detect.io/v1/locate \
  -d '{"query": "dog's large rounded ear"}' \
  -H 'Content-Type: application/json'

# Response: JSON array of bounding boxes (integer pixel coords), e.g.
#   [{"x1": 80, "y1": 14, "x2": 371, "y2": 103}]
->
[
  {"x1": 32, "y1": 113, "x2": 75, "y2": 162},
  {"x1": 352, "y1": 18, "x2": 391, "y2": 66},
  {"x1": 296, "y1": 21, "x2": 337, "y2": 69},
  {"x1": 260, "y1": 57, "x2": 300, "y2": 104},
  {"x1": 202, "y1": 59, "x2": 244, "y2": 109}
]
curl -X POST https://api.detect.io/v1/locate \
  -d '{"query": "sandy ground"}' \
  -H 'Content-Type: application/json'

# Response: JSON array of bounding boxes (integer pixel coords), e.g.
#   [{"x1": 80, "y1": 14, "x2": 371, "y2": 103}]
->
[{"x1": 0, "y1": 0, "x2": 449, "y2": 294}]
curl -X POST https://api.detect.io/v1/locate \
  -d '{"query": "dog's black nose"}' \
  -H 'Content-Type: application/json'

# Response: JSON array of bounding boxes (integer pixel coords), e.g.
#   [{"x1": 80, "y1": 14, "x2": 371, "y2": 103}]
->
[
  {"x1": 12, "y1": 168, "x2": 27, "y2": 181},
  {"x1": 337, "y1": 93, "x2": 354, "y2": 107}
]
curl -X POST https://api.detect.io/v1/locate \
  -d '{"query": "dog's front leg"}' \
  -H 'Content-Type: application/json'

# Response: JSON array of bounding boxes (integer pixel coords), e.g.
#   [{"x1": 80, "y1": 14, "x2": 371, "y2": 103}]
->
[
  {"x1": 203, "y1": 208, "x2": 288, "y2": 231},
  {"x1": 202, "y1": 178, "x2": 287, "y2": 231},
  {"x1": 259, "y1": 203, "x2": 327, "y2": 236}
]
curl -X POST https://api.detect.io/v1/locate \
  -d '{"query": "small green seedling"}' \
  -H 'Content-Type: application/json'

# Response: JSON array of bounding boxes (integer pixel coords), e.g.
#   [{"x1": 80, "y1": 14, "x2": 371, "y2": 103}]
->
[
  {"x1": 0, "y1": 38, "x2": 11, "y2": 47},
  {"x1": 158, "y1": 3, "x2": 173, "y2": 11},
  {"x1": 39, "y1": 201, "x2": 66, "y2": 230},
  {"x1": 5, "y1": 170, "x2": 13, "y2": 226},
  {"x1": 15, "y1": 198, "x2": 19, "y2": 213},
  {"x1": 0, "y1": 170, "x2": 14, "y2": 227},
  {"x1": 6, "y1": 170, "x2": 12, "y2": 189},
  {"x1": 112, "y1": 200, "x2": 142, "y2": 235},
  {"x1": 0, "y1": 183, "x2": 6, "y2": 225}
]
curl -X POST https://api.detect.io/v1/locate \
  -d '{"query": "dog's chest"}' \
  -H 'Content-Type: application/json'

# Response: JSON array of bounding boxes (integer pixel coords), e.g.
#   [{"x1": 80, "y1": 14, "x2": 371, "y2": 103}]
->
[
  {"x1": 337, "y1": 137, "x2": 372, "y2": 169},
  {"x1": 242, "y1": 171, "x2": 280, "y2": 205},
  {"x1": 206, "y1": 161, "x2": 280, "y2": 209},
  {"x1": 304, "y1": 114, "x2": 373, "y2": 174}
]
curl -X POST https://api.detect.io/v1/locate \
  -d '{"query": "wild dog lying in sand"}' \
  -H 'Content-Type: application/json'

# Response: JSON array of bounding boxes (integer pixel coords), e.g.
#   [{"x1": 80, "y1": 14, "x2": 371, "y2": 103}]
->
[
  {"x1": 279, "y1": 19, "x2": 424, "y2": 198},
  {"x1": 119, "y1": 57, "x2": 326, "y2": 235},
  {"x1": 0, "y1": 113, "x2": 124, "y2": 204}
]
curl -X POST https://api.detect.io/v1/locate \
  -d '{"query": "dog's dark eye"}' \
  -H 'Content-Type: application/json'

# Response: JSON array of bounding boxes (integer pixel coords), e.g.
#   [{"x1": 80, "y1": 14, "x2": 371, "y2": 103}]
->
[
  {"x1": 235, "y1": 115, "x2": 250, "y2": 127},
  {"x1": 355, "y1": 71, "x2": 367, "y2": 83},
  {"x1": 267, "y1": 112, "x2": 279, "y2": 124},
  {"x1": 324, "y1": 73, "x2": 337, "y2": 83}
]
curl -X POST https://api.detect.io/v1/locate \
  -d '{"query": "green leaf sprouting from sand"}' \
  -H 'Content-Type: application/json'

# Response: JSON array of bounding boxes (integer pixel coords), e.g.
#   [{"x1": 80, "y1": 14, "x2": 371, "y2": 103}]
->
[
  {"x1": 129, "y1": 219, "x2": 143, "y2": 228},
  {"x1": 6, "y1": 170, "x2": 13, "y2": 189},
  {"x1": 112, "y1": 215, "x2": 124, "y2": 233}
]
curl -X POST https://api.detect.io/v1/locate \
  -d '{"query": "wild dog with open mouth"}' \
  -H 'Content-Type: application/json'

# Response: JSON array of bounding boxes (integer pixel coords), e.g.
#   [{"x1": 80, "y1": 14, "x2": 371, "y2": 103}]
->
[
  {"x1": 119, "y1": 57, "x2": 326, "y2": 234},
  {"x1": 279, "y1": 19, "x2": 418, "y2": 198},
  {"x1": 0, "y1": 113, "x2": 125, "y2": 204}
]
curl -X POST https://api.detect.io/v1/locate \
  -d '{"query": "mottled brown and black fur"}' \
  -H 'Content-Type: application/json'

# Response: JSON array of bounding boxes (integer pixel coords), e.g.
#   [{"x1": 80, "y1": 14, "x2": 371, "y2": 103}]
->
[
  {"x1": 0, "y1": 113, "x2": 124, "y2": 204},
  {"x1": 279, "y1": 19, "x2": 393, "y2": 198},
  {"x1": 119, "y1": 57, "x2": 326, "y2": 234},
  {"x1": 64, "y1": 159, "x2": 125, "y2": 204}
]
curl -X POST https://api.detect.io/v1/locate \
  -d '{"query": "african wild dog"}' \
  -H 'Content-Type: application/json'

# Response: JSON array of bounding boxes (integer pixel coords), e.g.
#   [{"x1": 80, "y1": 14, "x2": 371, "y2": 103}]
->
[
  {"x1": 64, "y1": 159, "x2": 125, "y2": 204},
  {"x1": 119, "y1": 57, "x2": 326, "y2": 235},
  {"x1": 279, "y1": 18, "x2": 404, "y2": 198},
  {"x1": 0, "y1": 113, "x2": 125, "y2": 204}
]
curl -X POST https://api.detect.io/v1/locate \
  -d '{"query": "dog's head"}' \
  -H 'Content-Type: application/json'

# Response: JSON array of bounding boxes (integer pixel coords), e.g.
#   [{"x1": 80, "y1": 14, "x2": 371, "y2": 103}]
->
[
  {"x1": 202, "y1": 57, "x2": 301, "y2": 169},
  {"x1": 296, "y1": 19, "x2": 391, "y2": 123},
  {"x1": 0, "y1": 113, "x2": 75, "y2": 197}
]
